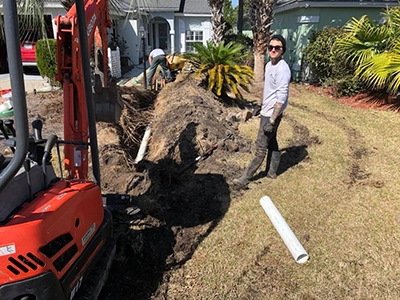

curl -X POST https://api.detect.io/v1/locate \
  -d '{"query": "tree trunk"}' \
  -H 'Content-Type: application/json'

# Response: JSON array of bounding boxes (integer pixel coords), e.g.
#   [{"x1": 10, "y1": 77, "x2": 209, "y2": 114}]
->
[
  {"x1": 237, "y1": 0, "x2": 244, "y2": 34},
  {"x1": 209, "y1": 0, "x2": 226, "y2": 44},
  {"x1": 253, "y1": 50, "x2": 265, "y2": 83},
  {"x1": 249, "y1": 0, "x2": 276, "y2": 82}
]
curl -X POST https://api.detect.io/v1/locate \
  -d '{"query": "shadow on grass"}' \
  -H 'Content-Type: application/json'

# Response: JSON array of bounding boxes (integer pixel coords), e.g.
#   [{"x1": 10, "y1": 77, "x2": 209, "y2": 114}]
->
[{"x1": 278, "y1": 145, "x2": 309, "y2": 175}]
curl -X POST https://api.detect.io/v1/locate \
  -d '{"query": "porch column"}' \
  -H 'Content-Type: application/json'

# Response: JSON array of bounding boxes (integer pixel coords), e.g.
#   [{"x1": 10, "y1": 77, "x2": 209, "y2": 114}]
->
[{"x1": 169, "y1": 29, "x2": 175, "y2": 54}]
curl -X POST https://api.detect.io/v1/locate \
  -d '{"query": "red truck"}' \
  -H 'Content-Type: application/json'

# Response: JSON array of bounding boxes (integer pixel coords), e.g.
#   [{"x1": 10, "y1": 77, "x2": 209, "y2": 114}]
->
[{"x1": 20, "y1": 40, "x2": 37, "y2": 66}]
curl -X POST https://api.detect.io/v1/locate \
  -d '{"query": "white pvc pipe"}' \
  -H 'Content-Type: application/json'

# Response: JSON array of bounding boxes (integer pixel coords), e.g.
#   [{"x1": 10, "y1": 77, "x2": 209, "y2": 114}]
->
[
  {"x1": 260, "y1": 196, "x2": 309, "y2": 264},
  {"x1": 134, "y1": 123, "x2": 152, "y2": 164}
]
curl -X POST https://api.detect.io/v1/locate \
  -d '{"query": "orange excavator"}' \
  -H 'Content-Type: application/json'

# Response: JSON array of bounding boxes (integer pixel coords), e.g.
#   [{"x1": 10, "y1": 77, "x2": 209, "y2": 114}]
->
[{"x1": 0, "y1": 0, "x2": 124, "y2": 299}]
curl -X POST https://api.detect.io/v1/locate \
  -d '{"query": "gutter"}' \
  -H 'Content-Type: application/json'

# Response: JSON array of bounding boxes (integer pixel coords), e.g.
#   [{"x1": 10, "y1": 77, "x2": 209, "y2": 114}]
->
[
  {"x1": 124, "y1": 6, "x2": 179, "y2": 11},
  {"x1": 175, "y1": 13, "x2": 212, "y2": 17},
  {"x1": 274, "y1": 1, "x2": 398, "y2": 13},
  {"x1": 44, "y1": 3, "x2": 65, "y2": 9},
  {"x1": 0, "y1": 3, "x2": 64, "y2": 9}
]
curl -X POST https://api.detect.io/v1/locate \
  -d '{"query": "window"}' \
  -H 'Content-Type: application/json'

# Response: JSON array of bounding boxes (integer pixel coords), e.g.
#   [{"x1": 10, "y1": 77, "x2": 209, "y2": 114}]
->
[{"x1": 186, "y1": 30, "x2": 203, "y2": 52}]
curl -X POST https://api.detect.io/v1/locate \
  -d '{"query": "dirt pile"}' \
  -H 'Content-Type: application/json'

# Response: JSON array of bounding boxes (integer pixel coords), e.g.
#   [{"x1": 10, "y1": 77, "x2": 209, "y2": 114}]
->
[
  {"x1": 98, "y1": 74, "x2": 254, "y2": 299},
  {"x1": 24, "y1": 73, "x2": 254, "y2": 299}
]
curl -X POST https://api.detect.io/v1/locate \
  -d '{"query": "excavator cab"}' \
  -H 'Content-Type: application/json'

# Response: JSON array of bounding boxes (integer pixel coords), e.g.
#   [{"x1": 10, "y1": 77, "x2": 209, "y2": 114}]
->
[{"x1": 0, "y1": 1, "x2": 118, "y2": 299}]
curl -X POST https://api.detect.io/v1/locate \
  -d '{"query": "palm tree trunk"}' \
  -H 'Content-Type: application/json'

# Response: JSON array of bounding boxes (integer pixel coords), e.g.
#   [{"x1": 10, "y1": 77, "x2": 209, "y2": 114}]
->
[
  {"x1": 253, "y1": 50, "x2": 266, "y2": 82},
  {"x1": 209, "y1": 0, "x2": 226, "y2": 44},
  {"x1": 249, "y1": 0, "x2": 276, "y2": 83}
]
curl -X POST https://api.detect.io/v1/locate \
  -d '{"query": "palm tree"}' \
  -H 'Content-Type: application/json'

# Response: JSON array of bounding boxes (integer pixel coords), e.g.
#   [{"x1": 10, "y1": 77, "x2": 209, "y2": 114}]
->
[
  {"x1": 334, "y1": 7, "x2": 400, "y2": 95},
  {"x1": 0, "y1": 0, "x2": 123, "y2": 40},
  {"x1": 183, "y1": 41, "x2": 254, "y2": 100},
  {"x1": 248, "y1": 0, "x2": 276, "y2": 82},
  {"x1": 0, "y1": 0, "x2": 48, "y2": 41}
]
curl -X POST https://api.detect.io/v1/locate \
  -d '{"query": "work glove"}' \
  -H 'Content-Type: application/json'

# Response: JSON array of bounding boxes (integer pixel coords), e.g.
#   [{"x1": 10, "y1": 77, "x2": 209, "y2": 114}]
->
[
  {"x1": 252, "y1": 104, "x2": 261, "y2": 117},
  {"x1": 263, "y1": 119, "x2": 275, "y2": 133}
]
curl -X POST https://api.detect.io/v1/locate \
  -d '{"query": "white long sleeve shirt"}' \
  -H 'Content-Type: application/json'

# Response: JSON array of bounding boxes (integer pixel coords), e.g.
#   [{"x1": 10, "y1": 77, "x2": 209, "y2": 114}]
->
[{"x1": 260, "y1": 59, "x2": 291, "y2": 117}]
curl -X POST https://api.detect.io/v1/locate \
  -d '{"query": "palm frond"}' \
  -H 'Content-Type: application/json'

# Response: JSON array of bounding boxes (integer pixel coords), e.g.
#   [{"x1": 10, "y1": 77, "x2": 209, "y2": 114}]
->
[
  {"x1": 208, "y1": 65, "x2": 218, "y2": 90},
  {"x1": 183, "y1": 40, "x2": 254, "y2": 100},
  {"x1": 356, "y1": 52, "x2": 400, "y2": 94},
  {"x1": 335, "y1": 15, "x2": 390, "y2": 65}
]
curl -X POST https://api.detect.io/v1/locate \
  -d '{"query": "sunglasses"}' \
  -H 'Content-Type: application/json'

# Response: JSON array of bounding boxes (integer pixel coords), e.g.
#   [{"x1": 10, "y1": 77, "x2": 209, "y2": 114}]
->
[{"x1": 268, "y1": 45, "x2": 282, "y2": 51}]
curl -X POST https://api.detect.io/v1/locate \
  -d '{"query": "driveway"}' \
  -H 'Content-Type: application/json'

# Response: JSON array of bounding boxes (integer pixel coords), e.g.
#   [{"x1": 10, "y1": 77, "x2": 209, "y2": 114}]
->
[
  {"x1": 0, "y1": 64, "x2": 147, "y2": 95},
  {"x1": 0, "y1": 70, "x2": 48, "y2": 94}
]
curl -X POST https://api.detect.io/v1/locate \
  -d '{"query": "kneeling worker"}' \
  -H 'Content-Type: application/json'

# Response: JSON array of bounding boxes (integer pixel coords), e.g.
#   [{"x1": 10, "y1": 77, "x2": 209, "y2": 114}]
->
[{"x1": 147, "y1": 48, "x2": 172, "y2": 88}]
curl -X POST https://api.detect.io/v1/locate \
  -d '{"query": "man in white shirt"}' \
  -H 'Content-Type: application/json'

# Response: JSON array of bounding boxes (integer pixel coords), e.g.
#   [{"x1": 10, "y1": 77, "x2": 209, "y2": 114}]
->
[
  {"x1": 233, "y1": 35, "x2": 291, "y2": 189},
  {"x1": 147, "y1": 48, "x2": 172, "y2": 88}
]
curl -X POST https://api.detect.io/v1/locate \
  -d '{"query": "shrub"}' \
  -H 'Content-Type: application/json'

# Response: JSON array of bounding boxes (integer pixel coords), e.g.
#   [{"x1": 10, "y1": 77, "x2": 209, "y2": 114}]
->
[
  {"x1": 36, "y1": 39, "x2": 59, "y2": 86},
  {"x1": 302, "y1": 27, "x2": 365, "y2": 96},
  {"x1": 302, "y1": 27, "x2": 343, "y2": 83},
  {"x1": 327, "y1": 75, "x2": 365, "y2": 97}
]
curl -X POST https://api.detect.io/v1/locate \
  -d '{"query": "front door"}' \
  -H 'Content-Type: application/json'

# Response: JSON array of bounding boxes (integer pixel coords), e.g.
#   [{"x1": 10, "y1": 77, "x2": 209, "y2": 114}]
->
[{"x1": 157, "y1": 23, "x2": 168, "y2": 50}]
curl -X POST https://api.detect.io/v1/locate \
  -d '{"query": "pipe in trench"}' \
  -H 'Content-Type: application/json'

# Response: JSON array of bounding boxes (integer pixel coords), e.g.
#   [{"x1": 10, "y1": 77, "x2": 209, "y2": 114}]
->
[
  {"x1": 260, "y1": 196, "x2": 309, "y2": 264},
  {"x1": 134, "y1": 123, "x2": 152, "y2": 164}
]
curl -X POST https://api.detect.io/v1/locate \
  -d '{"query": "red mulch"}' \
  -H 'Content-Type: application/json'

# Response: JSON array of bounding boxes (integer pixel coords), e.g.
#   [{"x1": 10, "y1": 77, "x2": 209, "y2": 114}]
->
[{"x1": 304, "y1": 85, "x2": 400, "y2": 112}]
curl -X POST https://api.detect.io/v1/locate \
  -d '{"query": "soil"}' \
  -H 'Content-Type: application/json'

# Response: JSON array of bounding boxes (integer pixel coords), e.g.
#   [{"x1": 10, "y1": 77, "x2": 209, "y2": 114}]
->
[{"x1": 18, "y1": 78, "x2": 394, "y2": 299}]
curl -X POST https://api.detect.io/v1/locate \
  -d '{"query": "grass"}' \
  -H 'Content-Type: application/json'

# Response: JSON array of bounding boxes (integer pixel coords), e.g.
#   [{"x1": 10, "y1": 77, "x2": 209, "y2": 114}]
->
[{"x1": 161, "y1": 84, "x2": 400, "y2": 299}]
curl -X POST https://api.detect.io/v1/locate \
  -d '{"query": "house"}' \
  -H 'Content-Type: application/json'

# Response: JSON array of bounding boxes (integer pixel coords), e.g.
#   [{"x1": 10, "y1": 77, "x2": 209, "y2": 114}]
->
[
  {"x1": 270, "y1": 0, "x2": 399, "y2": 80},
  {"x1": 117, "y1": 0, "x2": 212, "y2": 64},
  {"x1": 0, "y1": 0, "x2": 212, "y2": 71}
]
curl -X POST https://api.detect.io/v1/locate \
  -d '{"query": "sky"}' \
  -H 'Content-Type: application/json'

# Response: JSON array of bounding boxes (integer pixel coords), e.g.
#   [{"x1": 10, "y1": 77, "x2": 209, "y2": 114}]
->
[{"x1": 232, "y1": 0, "x2": 238, "y2": 8}]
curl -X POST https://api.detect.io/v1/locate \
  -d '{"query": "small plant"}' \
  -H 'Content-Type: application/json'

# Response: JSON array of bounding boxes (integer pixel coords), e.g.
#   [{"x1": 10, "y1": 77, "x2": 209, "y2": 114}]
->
[
  {"x1": 36, "y1": 39, "x2": 59, "y2": 87},
  {"x1": 183, "y1": 41, "x2": 254, "y2": 101}
]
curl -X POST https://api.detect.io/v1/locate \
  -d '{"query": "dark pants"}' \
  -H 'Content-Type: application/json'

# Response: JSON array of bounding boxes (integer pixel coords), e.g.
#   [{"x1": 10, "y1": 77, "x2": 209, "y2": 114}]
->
[
  {"x1": 255, "y1": 114, "x2": 282, "y2": 158},
  {"x1": 234, "y1": 114, "x2": 283, "y2": 184},
  {"x1": 147, "y1": 55, "x2": 172, "y2": 86}
]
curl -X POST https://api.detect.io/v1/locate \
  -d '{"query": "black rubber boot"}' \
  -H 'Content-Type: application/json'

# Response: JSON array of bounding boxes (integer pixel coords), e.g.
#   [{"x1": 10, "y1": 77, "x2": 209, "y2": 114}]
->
[
  {"x1": 233, "y1": 155, "x2": 264, "y2": 189},
  {"x1": 267, "y1": 151, "x2": 281, "y2": 179}
]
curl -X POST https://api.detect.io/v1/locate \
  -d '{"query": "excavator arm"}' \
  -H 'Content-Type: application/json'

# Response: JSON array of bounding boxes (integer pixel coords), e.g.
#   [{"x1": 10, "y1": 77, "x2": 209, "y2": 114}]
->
[{"x1": 54, "y1": 0, "x2": 112, "y2": 180}]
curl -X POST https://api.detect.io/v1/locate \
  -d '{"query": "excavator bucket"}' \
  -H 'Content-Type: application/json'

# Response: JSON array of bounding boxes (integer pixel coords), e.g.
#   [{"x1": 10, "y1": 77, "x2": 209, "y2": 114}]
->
[{"x1": 93, "y1": 75, "x2": 124, "y2": 124}]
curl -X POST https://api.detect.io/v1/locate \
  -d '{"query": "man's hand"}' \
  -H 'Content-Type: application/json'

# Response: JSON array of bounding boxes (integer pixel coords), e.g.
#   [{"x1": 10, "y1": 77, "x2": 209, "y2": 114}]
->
[
  {"x1": 252, "y1": 104, "x2": 261, "y2": 117},
  {"x1": 264, "y1": 119, "x2": 275, "y2": 133}
]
